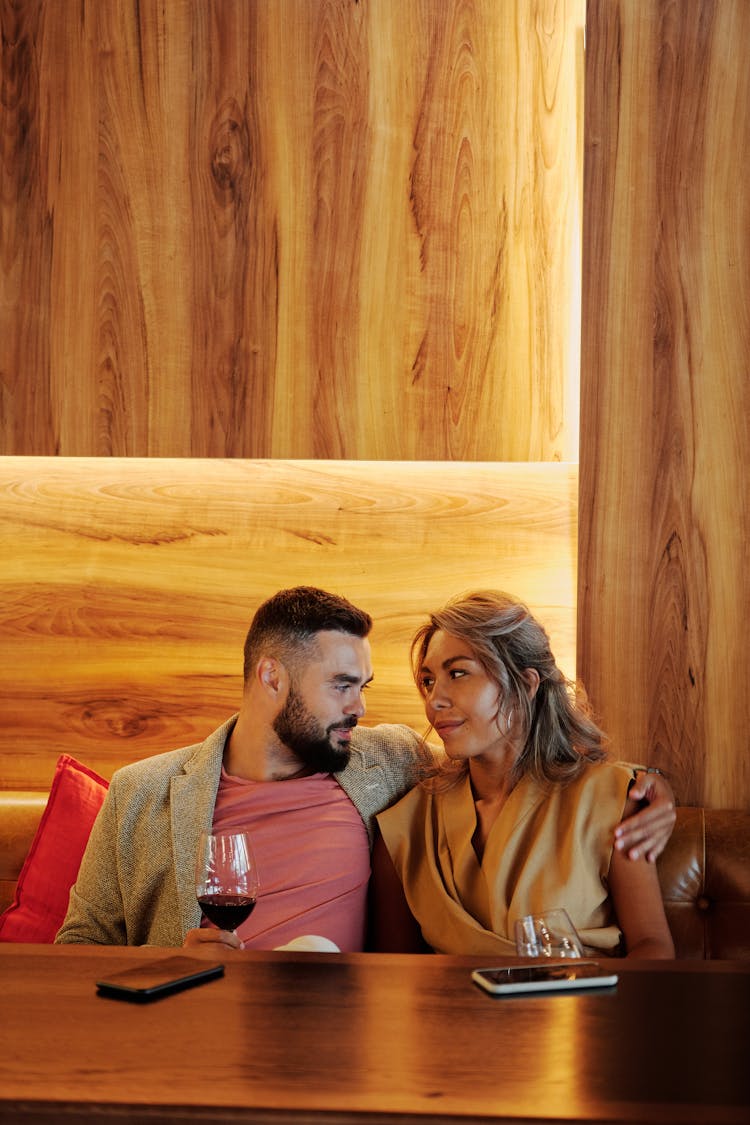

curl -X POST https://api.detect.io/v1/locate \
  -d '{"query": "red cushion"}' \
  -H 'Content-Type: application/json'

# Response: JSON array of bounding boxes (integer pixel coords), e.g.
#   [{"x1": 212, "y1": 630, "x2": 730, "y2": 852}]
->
[{"x1": 0, "y1": 754, "x2": 108, "y2": 942}]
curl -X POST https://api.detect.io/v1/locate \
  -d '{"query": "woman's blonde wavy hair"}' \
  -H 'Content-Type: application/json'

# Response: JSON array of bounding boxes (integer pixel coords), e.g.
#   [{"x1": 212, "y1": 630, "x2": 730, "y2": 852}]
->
[{"x1": 411, "y1": 590, "x2": 609, "y2": 791}]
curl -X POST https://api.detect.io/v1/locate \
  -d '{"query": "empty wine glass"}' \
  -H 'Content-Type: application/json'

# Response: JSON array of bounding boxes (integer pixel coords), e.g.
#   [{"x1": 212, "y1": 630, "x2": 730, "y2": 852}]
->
[
  {"x1": 195, "y1": 830, "x2": 260, "y2": 934},
  {"x1": 514, "y1": 908, "x2": 583, "y2": 958}
]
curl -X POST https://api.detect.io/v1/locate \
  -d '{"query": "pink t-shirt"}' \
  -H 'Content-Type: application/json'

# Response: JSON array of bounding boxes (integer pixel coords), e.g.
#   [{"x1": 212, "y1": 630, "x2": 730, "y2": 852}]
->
[{"x1": 205, "y1": 766, "x2": 370, "y2": 951}]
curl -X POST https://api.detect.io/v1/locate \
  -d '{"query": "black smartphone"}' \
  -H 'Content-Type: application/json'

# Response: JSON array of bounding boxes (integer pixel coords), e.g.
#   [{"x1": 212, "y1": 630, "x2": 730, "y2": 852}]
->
[
  {"x1": 96, "y1": 956, "x2": 224, "y2": 1003},
  {"x1": 472, "y1": 961, "x2": 618, "y2": 996}
]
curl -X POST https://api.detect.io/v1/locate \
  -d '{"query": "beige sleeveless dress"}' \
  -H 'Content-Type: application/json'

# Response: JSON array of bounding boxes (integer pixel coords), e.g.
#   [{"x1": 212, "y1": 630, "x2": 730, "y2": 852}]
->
[{"x1": 376, "y1": 760, "x2": 633, "y2": 956}]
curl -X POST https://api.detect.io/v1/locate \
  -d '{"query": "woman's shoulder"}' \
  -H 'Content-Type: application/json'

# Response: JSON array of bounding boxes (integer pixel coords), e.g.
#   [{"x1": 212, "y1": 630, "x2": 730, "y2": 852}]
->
[
  {"x1": 566, "y1": 758, "x2": 634, "y2": 800},
  {"x1": 377, "y1": 773, "x2": 435, "y2": 829}
]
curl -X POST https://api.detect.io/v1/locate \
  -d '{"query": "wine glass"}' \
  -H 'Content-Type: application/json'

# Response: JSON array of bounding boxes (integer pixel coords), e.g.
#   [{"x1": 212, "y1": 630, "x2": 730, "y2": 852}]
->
[
  {"x1": 195, "y1": 830, "x2": 260, "y2": 934},
  {"x1": 514, "y1": 908, "x2": 583, "y2": 958}
]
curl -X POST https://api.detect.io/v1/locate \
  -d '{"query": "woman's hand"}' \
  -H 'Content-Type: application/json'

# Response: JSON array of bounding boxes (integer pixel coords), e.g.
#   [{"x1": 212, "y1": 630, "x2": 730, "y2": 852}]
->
[
  {"x1": 183, "y1": 926, "x2": 243, "y2": 950},
  {"x1": 614, "y1": 770, "x2": 676, "y2": 862}
]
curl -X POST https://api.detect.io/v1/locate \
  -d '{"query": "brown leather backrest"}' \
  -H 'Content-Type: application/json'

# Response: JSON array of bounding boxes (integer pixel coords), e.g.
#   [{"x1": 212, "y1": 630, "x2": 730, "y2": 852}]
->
[
  {"x1": 657, "y1": 807, "x2": 750, "y2": 959},
  {"x1": 2, "y1": 795, "x2": 749, "y2": 956},
  {"x1": 0, "y1": 792, "x2": 47, "y2": 915}
]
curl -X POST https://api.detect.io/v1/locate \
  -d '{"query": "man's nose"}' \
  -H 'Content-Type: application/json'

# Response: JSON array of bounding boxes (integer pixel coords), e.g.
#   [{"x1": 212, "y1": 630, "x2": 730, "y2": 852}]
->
[{"x1": 345, "y1": 691, "x2": 367, "y2": 718}]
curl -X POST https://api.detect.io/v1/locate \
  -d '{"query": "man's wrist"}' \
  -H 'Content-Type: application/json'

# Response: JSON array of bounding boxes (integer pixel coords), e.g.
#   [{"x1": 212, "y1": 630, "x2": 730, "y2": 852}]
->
[{"x1": 630, "y1": 765, "x2": 678, "y2": 806}]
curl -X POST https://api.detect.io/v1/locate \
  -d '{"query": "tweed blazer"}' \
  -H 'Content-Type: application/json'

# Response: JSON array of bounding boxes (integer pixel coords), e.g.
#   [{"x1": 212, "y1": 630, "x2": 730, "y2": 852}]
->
[{"x1": 55, "y1": 716, "x2": 432, "y2": 947}]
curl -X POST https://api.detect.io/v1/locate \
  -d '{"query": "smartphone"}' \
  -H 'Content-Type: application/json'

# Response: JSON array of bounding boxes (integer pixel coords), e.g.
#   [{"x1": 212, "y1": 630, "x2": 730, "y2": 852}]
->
[
  {"x1": 96, "y1": 956, "x2": 224, "y2": 1002},
  {"x1": 472, "y1": 961, "x2": 618, "y2": 996}
]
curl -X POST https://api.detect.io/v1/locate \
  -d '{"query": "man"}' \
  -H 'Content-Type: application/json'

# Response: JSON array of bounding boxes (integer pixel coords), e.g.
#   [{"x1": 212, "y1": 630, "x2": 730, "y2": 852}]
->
[{"x1": 56, "y1": 587, "x2": 675, "y2": 950}]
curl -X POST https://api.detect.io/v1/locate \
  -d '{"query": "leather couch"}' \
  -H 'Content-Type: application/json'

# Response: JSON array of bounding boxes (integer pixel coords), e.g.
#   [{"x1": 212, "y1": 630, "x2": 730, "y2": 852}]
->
[
  {"x1": 1, "y1": 793, "x2": 748, "y2": 956},
  {"x1": 657, "y1": 807, "x2": 750, "y2": 959}
]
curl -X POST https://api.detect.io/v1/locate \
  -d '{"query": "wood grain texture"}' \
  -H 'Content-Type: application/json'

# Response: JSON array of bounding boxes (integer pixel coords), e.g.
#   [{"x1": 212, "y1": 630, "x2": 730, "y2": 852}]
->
[
  {"x1": 3, "y1": 949, "x2": 749, "y2": 1122},
  {"x1": 0, "y1": 0, "x2": 54, "y2": 453},
  {"x1": 0, "y1": 0, "x2": 584, "y2": 460},
  {"x1": 579, "y1": 0, "x2": 750, "y2": 809},
  {"x1": 0, "y1": 456, "x2": 577, "y2": 789}
]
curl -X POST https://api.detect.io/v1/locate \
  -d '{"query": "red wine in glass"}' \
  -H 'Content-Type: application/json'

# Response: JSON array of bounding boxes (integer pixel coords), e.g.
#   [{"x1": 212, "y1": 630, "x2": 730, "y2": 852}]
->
[
  {"x1": 195, "y1": 830, "x2": 260, "y2": 934},
  {"x1": 196, "y1": 893, "x2": 256, "y2": 931}
]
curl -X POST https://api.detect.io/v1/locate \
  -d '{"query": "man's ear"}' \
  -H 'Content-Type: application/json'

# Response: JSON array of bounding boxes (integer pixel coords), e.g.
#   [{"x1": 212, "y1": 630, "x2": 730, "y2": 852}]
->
[{"x1": 256, "y1": 656, "x2": 289, "y2": 700}]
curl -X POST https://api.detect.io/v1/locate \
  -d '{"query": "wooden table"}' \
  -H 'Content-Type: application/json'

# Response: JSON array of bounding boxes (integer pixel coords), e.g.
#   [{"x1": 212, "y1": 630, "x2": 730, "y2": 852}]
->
[{"x1": 1, "y1": 945, "x2": 748, "y2": 1124}]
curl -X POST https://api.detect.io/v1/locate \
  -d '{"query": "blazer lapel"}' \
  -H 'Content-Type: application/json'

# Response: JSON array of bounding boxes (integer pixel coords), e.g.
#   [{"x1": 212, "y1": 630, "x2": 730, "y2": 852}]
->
[{"x1": 170, "y1": 717, "x2": 235, "y2": 938}]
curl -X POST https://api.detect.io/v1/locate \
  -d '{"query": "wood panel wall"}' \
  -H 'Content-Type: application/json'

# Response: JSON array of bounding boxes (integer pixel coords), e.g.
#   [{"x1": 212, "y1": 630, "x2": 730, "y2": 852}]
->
[
  {"x1": 579, "y1": 0, "x2": 750, "y2": 809},
  {"x1": 0, "y1": 457, "x2": 577, "y2": 790},
  {"x1": 0, "y1": 0, "x2": 584, "y2": 461},
  {"x1": 6, "y1": 0, "x2": 744, "y2": 810}
]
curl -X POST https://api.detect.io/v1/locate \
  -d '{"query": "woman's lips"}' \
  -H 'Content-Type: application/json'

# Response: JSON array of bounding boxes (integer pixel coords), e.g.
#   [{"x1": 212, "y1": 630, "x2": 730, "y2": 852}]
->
[{"x1": 434, "y1": 720, "x2": 464, "y2": 737}]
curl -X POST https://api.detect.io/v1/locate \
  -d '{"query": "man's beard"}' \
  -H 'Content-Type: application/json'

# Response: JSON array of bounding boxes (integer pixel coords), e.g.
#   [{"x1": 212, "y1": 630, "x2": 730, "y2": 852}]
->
[{"x1": 273, "y1": 688, "x2": 354, "y2": 774}]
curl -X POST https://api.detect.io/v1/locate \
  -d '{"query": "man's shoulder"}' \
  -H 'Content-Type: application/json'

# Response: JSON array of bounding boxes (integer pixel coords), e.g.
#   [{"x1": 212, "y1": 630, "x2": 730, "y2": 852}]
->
[
  {"x1": 350, "y1": 722, "x2": 419, "y2": 752},
  {"x1": 350, "y1": 723, "x2": 436, "y2": 764},
  {"x1": 347, "y1": 725, "x2": 439, "y2": 793},
  {"x1": 109, "y1": 716, "x2": 235, "y2": 791},
  {"x1": 111, "y1": 743, "x2": 197, "y2": 785},
  {"x1": 338, "y1": 725, "x2": 436, "y2": 828}
]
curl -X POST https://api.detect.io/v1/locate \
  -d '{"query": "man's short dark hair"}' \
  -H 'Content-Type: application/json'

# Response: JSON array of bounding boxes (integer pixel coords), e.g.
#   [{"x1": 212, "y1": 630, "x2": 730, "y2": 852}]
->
[{"x1": 242, "y1": 586, "x2": 372, "y2": 682}]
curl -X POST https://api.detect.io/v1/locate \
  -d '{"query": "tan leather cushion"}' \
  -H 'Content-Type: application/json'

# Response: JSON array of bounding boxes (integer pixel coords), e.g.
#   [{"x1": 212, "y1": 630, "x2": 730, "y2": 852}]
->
[
  {"x1": 658, "y1": 808, "x2": 750, "y2": 959},
  {"x1": 2, "y1": 795, "x2": 749, "y2": 956},
  {"x1": 0, "y1": 792, "x2": 47, "y2": 915}
]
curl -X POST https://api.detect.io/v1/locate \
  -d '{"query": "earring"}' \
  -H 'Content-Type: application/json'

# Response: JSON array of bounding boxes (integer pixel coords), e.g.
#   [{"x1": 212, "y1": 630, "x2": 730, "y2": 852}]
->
[{"x1": 504, "y1": 707, "x2": 514, "y2": 734}]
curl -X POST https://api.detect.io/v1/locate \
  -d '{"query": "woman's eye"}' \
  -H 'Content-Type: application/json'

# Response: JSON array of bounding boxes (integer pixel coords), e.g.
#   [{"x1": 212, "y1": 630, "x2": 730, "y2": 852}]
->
[{"x1": 449, "y1": 668, "x2": 467, "y2": 679}]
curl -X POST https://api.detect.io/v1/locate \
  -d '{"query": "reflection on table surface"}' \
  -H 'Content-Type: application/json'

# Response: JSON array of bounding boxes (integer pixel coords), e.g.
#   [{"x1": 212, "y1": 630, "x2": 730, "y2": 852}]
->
[{"x1": 2, "y1": 945, "x2": 749, "y2": 1125}]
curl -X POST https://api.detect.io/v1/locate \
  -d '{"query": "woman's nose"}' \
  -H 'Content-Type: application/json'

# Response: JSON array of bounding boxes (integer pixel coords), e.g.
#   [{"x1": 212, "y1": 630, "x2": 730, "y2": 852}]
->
[{"x1": 427, "y1": 683, "x2": 450, "y2": 709}]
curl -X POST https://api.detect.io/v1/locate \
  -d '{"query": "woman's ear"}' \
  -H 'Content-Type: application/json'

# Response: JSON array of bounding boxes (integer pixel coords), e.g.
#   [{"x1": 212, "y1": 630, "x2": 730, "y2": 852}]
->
[{"x1": 521, "y1": 667, "x2": 541, "y2": 701}]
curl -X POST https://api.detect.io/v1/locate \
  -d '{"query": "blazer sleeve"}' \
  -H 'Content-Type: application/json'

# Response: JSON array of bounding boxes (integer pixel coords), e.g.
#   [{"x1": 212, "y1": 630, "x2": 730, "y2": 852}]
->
[
  {"x1": 56, "y1": 761, "x2": 195, "y2": 947},
  {"x1": 55, "y1": 782, "x2": 127, "y2": 944}
]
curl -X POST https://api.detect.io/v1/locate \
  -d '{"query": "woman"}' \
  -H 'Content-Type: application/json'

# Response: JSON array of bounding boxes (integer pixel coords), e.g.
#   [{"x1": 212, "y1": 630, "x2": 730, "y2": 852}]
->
[{"x1": 371, "y1": 591, "x2": 675, "y2": 958}]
